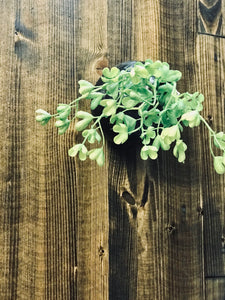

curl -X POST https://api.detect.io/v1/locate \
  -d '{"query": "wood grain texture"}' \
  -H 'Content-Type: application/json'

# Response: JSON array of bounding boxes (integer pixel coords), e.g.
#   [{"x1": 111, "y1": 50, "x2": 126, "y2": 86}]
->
[
  {"x1": 137, "y1": 1, "x2": 205, "y2": 298},
  {"x1": 74, "y1": 1, "x2": 109, "y2": 299},
  {"x1": 198, "y1": 0, "x2": 224, "y2": 36},
  {"x1": 0, "y1": 0, "x2": 225, "y2": 299},
  {"x1": 0, "y1": 0, "x2": 108, "y2": 299},
  {"x1": 196, "y1": 35, "x2": 225, "y2": 278},
  {"x1": 205, "y1": 278, "x2": 225, "y2": 300}
]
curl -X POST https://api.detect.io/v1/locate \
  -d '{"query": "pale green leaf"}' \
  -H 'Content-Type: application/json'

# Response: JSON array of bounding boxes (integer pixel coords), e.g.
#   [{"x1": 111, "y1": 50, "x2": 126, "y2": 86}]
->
[
  {"x1": 113, "y1": 124, "x2": 128, "y2": 144},
  {"x1": 214, "y1": 156, "x2": 225, "y2": 174}
]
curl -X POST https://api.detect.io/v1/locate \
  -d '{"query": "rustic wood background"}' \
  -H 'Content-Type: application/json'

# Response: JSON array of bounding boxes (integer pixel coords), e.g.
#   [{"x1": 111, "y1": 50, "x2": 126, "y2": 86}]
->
[{"x1": 0, "y1": 0, "x2": 225, "y2": 299}]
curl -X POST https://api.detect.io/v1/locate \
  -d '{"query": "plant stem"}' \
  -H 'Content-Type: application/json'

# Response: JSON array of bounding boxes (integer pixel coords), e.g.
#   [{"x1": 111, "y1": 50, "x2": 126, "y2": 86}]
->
[{"x1": 199, "y1": 115, "x2": 214, "y2": 134}]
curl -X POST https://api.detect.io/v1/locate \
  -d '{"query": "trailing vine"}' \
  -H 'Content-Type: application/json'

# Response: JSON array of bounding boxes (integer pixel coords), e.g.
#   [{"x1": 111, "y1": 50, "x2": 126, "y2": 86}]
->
[{"x1": 36, "y1": 59, "x2": 225, "y2": 174}]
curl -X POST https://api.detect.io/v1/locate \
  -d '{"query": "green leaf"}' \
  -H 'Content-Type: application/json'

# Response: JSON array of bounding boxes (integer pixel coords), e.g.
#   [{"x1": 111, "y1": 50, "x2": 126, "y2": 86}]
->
[
  {"x1": 54, "y1": 119, "x2": 70, "y2": 135},
  {"x1": 133, "y1": 64, "x2": 149, "y2": 78},
  {"x1": 122, "y1": 97, "x2": 139, "y2": 109},
  {"x1": 152, "y1": 135, "x2": 161, "y2": 150},
  {"x1": 113, "y1": 123, "x2": 128, "y2": 144},
  {"x1": 138, "y1": 103, "x2": 151, "y2": 117},
  {"x1": 68, "y1": 144, "x2": 83, "y2": 157},
  {"x1": 102, "y1": 67, "x2": 120, "y2": 79},
  {"x1": 161, "y1": 70, "x2": 182, "y2": 83},
  {"x1": 153, "y1": 134, "x2": 171, "y2": 151},
  {"x1": 82, "y1": 129, "x2": 101, "y2": 144},
  {"x1": 79, "y1": 145, "x2": 88, "y2": 161},
  {"x1": 152, "y1": 135, "x2": 171, "y2": 151},
  {"x1": 130, "y1": 68, "x2": 142, "y2": 84},
  {"x1": 173, "y1": 140, "x2": 187, "y2": 163},
  {"x1": 124, "y1": 115, "x2": 136, "y2": 133},
  {"x1": 189, "y1": 92, "x2": 204, "y2": 111},
  {"x1": 181, "y1": 92, "x2": 204, "y2": 112},
  {"x1": 159, "y1": 138, "x2": 171, "y2": 151},
  {"x1": 88, "y1": 147, "x2": 105, "y2": 166},
  {"x1": 86, "y1": 91, "x2": 104, "y2": 99},
  {"x1": 35, "y1": 109, "x2": 52, "y2": 125},
  {"x1": 140, "y1": 145, "x2": 158, "y2": 160},
  {"x1": 145, "y1": 60, "x2": 181, "y2": 83},
  {"x1": 162, "y1": 109, "x2": 178, "y2": 126},
  {"x1": 75, "y1": 119, "x2": 92, "y2": 131},
  {"x1": 213, "y1": 156, "x2": 225, "y2": 174},
  {"x1": 76, "y1": 111, "x2": 93, "y2": 119},
  {"x1": 214, "y1": 132, "x2": 225, "y2": 151},
  {"x1": 181, "y1": 111, "x2": 201, "y2": 127},
  {"x1": 158, "y1": 82, "x2": 174, "y2": 94},
  {"x1": 143, "y1": 109, "x2": 160, "y2": 126},
  {"x1": 78, "y1": 80, "x2": 94, "y2": 95},
  {"x1": 101, "y1": 99, "x2": 117, "y2": 116},
  {"x1": 161, "y1": 125, "x2": 180, "y2": 145},
  {"x1": 110, "y1": 112, "x2": 124, "y2": 124},
  {"x1": 90, "y1": 96, "x2": 103, "y2": 110},
  {"x1": 88, "y1": 92, "x2": 104, "y2": 110},
  {"x1": 68, "y1": 144, "x2": 88, "y2": 161},
  {"x1": 75, "y1": 111, "x2": 93, "y2": 131},
  {"x1": 106, "y1": 82, "x2": 119, "y2": 99},
  {"x1": 57, "y1": 104, "x2": 71, "y2": 120},
  {"x1": 129, "y1": 90, "x2": 141, "y2": 101},
  {"x1": 141, "y1": 126, "x2": 156, "y2": 144},
  {"x1": 145, "y1": 60, "x2": 165, "y2": 78},
  {"x1": 56, "y1": 104, "x2": 69, "y2": 113}
]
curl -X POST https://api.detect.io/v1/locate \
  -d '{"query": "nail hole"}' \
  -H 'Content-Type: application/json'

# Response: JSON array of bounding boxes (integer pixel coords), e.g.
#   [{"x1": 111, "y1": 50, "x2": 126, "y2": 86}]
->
[
  {"x1": 207, "y1": 115, "x2": 213, "y2": 125},
  {"x1": 99, "y1": 246, "x2": 105, "y2": 257},
  {"x1": 165, "y1": 224, "x2": 176, "y2": 234}
]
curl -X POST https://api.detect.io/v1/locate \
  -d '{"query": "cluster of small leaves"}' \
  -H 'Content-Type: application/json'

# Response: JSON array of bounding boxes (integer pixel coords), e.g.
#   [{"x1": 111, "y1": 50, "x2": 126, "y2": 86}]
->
[{"x1": 36, "y1": 59, "x2": 225, "y2": 174}]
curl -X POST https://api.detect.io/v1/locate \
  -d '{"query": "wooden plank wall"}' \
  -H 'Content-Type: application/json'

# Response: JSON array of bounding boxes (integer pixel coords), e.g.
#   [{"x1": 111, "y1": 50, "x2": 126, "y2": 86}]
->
[{"x1": 0, "y1": 0, "x2": 224, "y2": 299}]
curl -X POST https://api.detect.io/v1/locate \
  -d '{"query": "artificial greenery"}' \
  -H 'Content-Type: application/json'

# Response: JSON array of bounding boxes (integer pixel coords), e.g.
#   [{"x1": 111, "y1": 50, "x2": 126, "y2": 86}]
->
[{"x1": 36, "y1": 59, "x2": 225, "y2": 174}]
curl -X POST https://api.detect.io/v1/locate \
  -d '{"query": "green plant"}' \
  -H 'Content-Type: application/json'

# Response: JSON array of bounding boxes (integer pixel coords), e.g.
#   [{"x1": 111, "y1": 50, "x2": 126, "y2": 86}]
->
[{"x1": 36, "y1": 59, "x2": 225, "y2": 174}]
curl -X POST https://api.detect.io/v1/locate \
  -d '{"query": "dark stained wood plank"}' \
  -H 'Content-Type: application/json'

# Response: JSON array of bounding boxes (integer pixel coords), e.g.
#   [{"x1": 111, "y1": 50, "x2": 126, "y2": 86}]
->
[
  {"x1": 108, "y1": 0, "x2": 205, "y2": 299},
  {"x1": 74, "y1": 1, "x2": 109, "y2": 299},
  {"x1": 135, "y1": 1, "x2": 205, "y2": 299},
  {"x1": 108, "y1": 146, "x2": 139, "y2": 300},
  {"x1": 0, "y1": 1, "x2": 49, "y2": 298},
  {"x1": 0, "y1": 0, "x2": 109, "y2": 299},
  {"x1": 205, "y1": 278, "x2": 225, "y2": 299},
  {"x1": 35, "y1": 1, "x2": 79, "y2": 298},
  {"x1": 196, "y1": 35, "x2": 225, "y2": 277}
]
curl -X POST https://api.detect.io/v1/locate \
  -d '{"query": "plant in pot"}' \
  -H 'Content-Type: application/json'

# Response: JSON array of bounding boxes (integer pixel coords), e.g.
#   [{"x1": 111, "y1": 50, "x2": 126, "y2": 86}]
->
[{"x1": 36, "y1": 59, "x2": 225, "y2": 174}]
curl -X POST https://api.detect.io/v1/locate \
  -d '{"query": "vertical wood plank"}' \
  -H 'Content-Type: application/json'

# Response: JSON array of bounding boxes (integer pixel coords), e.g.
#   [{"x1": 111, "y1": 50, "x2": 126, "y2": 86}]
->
[
  {"x1": 0, "y1": 0, "x2": 109, "y2": 299},
  {"x1": 196, "y1": 35, "x2": 225, "y2": 277},
  {"x1": 0, "y1": 2, "x2": 22, "y2": 298},
  {"x1": 106, "y1": 1, "x2": 138, "y2": 299},
  {"x1": 0, "y1": 1, "x2": 50, "y2": 298},
  {"x1": 74, "y1": 1, "x2": 109, "y2": 299},
  {"x1": 32, "y1": 1, "x2": 78, "y2": 298},
  {"x1": 107, "y1": 0, "x2": 205, "y2": 299},
  {"x1": 135, "y1": 0, "x2": 205, "y2": 299}
]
